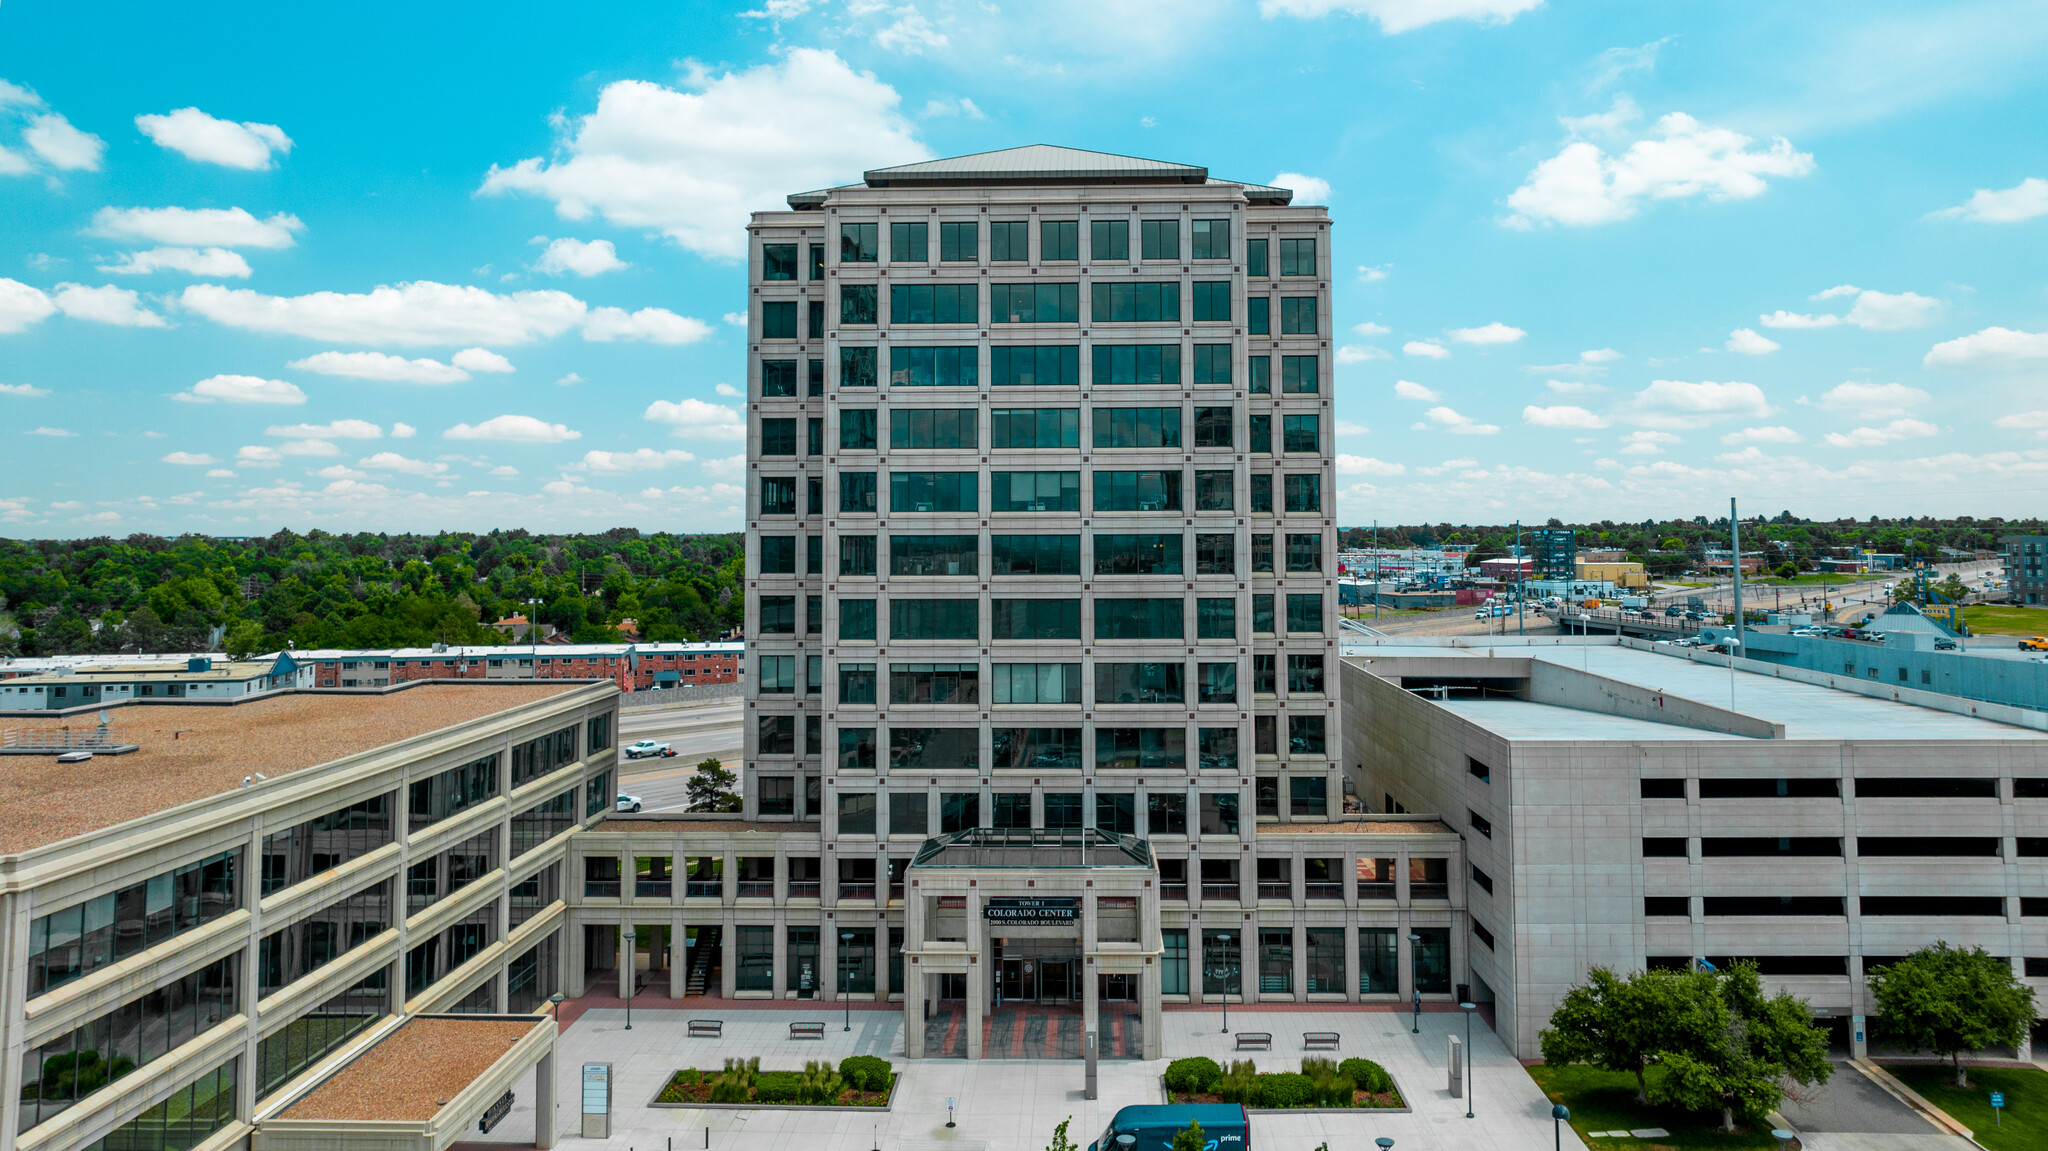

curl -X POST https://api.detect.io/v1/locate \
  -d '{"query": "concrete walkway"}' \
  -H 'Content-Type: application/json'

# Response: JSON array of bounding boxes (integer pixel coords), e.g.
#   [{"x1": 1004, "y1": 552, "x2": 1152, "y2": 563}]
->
[{"x1": 458, "y1": 1006, "x2": 1587, "y2": 1151}]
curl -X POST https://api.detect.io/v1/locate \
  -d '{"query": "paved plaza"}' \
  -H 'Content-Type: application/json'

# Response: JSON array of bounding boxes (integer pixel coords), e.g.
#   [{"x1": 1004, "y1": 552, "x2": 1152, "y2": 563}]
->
[{"x1": 458, "y1": 1006, "x2": 1589, "y2": 1151}]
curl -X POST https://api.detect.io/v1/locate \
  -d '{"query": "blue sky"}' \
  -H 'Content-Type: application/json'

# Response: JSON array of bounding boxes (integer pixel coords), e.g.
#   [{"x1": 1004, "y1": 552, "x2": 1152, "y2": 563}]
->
[{"x1": 3, "y1": 0, "x2": 2047, "y2": 536}]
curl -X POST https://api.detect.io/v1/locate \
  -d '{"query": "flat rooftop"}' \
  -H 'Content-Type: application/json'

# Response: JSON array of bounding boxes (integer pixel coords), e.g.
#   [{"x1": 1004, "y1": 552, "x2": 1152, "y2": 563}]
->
[
  {"x1": 7, "y1": 661, "x2": 279, "y2": 684},
  {"x1": 1351, "y1": 642, "x2": 2048, "y2": 742},
  {"x1": 0, "y1": 683, "x2": 583, "y2": 855},
  {"x1": 279, "y1": 1015, "x2": 541, "y2": 1121}
]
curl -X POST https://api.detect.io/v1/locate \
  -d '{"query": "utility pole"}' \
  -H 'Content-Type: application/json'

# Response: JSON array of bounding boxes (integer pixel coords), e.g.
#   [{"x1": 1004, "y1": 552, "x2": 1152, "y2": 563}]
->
[
  {"x1": 1373, "y1": 520, "x2": 1380, "y2": 621},
  {"x1": 1729, "y1": 499, "x2": 1745, "y2": 653},
  {"x1": 1516, "y1": 521, "x2": 1526, "y2": 636}
]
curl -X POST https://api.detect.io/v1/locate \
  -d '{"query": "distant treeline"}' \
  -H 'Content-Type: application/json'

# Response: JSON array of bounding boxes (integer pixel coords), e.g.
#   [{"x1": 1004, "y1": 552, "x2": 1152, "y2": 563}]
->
[{"x1": 0, "y1": 529, "x2": 743, "y2": 658}]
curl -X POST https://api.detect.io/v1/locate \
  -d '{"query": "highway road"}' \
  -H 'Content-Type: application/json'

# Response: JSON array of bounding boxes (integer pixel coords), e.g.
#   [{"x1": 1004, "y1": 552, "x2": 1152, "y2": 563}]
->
[{"x1": 612, "y1": 699, "x2": 743, "y2": 813}]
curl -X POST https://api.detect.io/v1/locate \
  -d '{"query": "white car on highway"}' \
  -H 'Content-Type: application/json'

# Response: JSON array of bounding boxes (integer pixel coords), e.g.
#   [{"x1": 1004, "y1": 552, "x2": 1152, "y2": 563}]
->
[
  {"x1": 623, "y1": 740, "x2": 675, "y2": 760},
  {"x1": 615, "y1": 794, "x2": 644, "y2": 813}
]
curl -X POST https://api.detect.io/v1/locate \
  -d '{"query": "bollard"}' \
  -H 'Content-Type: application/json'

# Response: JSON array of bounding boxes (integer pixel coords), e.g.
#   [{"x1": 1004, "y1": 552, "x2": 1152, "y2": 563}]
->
[{"x1": 1085, "y1": 1031, "x2": 1099, "y2": 1100}]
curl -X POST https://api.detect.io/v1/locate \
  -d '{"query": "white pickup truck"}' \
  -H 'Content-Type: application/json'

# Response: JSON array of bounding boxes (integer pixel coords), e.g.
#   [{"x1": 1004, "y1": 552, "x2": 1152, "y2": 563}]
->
[{"x1": 623, "y1": 740, "x2": 675, "y2": 760}]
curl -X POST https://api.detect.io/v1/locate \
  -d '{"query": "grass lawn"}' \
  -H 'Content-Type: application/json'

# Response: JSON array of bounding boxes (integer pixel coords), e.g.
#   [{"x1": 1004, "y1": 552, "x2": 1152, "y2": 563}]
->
[
  {"x1": 1887, "y1": 1065, "x2": 2048, "y2": 1151},
  {"x1": 1755, "y1": 574, "x2": 1857, "y2": 586},
  {"x1": 1958, "y1": 603, "x2": 2048, "y2": 637},
  {"x1": 1526, "y1": 1063, "x2": 1784, "y2": 1150}
]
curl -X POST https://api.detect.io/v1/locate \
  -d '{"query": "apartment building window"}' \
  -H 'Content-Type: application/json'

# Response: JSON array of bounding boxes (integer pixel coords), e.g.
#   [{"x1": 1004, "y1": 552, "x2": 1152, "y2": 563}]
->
[
  {"x1": 762, "y1": 301, "x2": 798, "y2": 339},
  {"x1": 992, "y1": 344, "x2": 1081, "y2": 386},
  {"x1": 890, "y1": 471, "x2": 978, "y2": 512},
  {"x1": 841, "y1": 285, "x2": 878, "y2": 325},
  {"x1": 891, "y1": 727, "x2": 980, "y2": 771},
  {"x1": 841, "y1": 344, "x2": 878, "y2": 385},
  {"x1": 587, "y1": 713, "x2": 613, "y2": 754},
  {"x1": 1095, "y1": 406, "x2": 1180, "y2": 448},
  {"x1": 1092, "y1": 343, "x2": 1182, "y2": 386},
  {"x1": 891, "y1": 407, "x2": 977, "y2": 448},
  {"x1": 839, "y1": 664, "x2": 878, "y2": 706},
  {"x1": 1141, "y1": 219, "x2": 1180, "y2": 260},
  {"x1": 992, "y1": 597, "x2": 1081, "y2": 638},
  {"x1": 890, "y1": 285, "x2": 978, "y2": 324},
  {"x1": 1189, "y1": 281, "x2": 1231, "y2": 322},
  {"x1": 763, "y1": 359, "x2": 798, "y2": 396},
  {"x1": 18, "y1": 954, "x2": 241, "y2": 1131},
  {"x1": 992, "y1": 663, "x2": 1082, "y2": 704},
  {"x1": 890, "y1": 221, "x2": 927, "y2": 262},
  {"x1": 993, "y1": 727, "x2": 1084, "y2": 770},
  {"x1": 1094, "y1": 281, "x2": 1181, "y2": 322},
  {"x1": 992, "y1": 282, "x2": 1079, "y2": 323},
  {"x1": 1041, "y1": 219, "x2": 1080, "y2": 261},
  {"x1": 992, "y1": 534, "x2": 1082, "y2": 573},
  {"x1": 259, "y1": 881, "x2": 391, "y2": 995},
  {"x1": 1245, "y1": 296, "x2": 1270, "y2": 337},
  {"x1": 1092, "y1": 218, "x2": 1130, "y2": 260},
  {"x1": 993, "y1": 407, "x2": 1080, "y2": 447},
  {"x1": 1279, "y1": 237, "x2": 1316, "y2": 276},
  {"x1": 1191, "y1": 218, "x2": 1231, "y2": 260},
  {"x1": 840, "y1": 472, "x2": 878, "y2": 513},
  {"x1": 841, "y1": 222, "x2": 878, "y2": 262},
  {"x1": 841, "y1": 536, "x2": 879, "y2": 575},
  {"x1": 257, "y1": 969, "x2": 387, "y2": 1100},
  {"x1": 263, "y1": 794, "x2": 393, "y2": 894},
  {"x1": 1098, "y1": 727, "x2": 1186, "y2": 771},
  {"x1": 940, "y1": 221, "x2": 977, "y2": 261}
]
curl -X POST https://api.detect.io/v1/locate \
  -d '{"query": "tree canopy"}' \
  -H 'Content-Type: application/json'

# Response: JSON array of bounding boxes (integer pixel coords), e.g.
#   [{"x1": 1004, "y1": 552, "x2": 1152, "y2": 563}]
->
[
  {"x1": 0, "y1": 528, "x2": 744, "y2": 658},
  {"x1": 1869, "y1": 942, "x2": 2036, "y2": 1085}
]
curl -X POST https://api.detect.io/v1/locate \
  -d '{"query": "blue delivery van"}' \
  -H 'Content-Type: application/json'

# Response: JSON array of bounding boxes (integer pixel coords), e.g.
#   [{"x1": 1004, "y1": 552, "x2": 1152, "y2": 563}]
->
[{"x1": 1088, "y1": 1105, "x2": 1249, "y2": 1151}]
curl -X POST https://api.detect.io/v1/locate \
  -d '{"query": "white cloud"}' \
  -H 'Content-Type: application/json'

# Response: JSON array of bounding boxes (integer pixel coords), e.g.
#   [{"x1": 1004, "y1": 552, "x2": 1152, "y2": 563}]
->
[
  {"x1": 1993, "y1": 411, "x2": 2048, "y2": 435},
  {"x1": 276, "y1": 438, "x2": 341, "y2": 457},
  {"x1": 92, "y1": 206, "x2": 304, "y2": 249},
  {"x1": 180, "y1": 281, "x2": 586, "y2": 347},
  {"x1": 315, "y1": 465, "x2": 368, "y2": 481},
  {"x1": 1930, "y1": 177, "x2": 2048, "y2": 223},
  {"x1": 1505, "y1": 112, "x2": 1814, "y2": 228},
  {"x1": 236, "y1": 445, "x2": 282, "y2": 467},
  {"x1": 582, "y1": 305, "x2": 712, "y2": 344},
  {"x1": 874, "y1": 6, "x2": 948, "y2": 52},
  {"x1": 161, "y1": 451, "x2": 218, "y2": 466},
  {"x1": 1818, "y1": 381, "x2": 1929, "y2": 416},
  {"x1": 577, "y1": 448, "x2": 699, "y2": 473},
  {"x1": 286, "y1": 351, "x2": 463, "y2": 384},
  {"x1": 1270, "y1": 172, "x2": 1330, "y2": 204},
  {"x1": 24, "y1": 113, "x2": 104, "y2": 171},
  {"x1": 443, "y1": 414, "x2": 581, "y2": 443},
  {"x1": 644, "y1": 398, "x2": 746, "y2": 440},
  {"x1": 28, "y1": 426, "x2": 76, "y2": 437},
  {"x1": 1619, "y1": 429, "x2": 1681, "y2": 455},
  {"x1": 920, "y1": 96, "x2": 986, "y2": 119},
  {"x1": 555, "y1": 373, "x2": 584, "y2": 387},
  {"x1": 1353, "y1": 321, "x2": 1390, "y2": 336},
  {"x1": 451, "y1": 347, "x2": 515, "y2": 373},
  {"x1": 1336, "y1": 454, "x2": 1406, "y2": 475},
  {"x1": 480, "y1": 49, "x2": 929, "y2": 260},
  {"x1": 1822, "y1": 418, "x2": 1939, "y2": 448},
  {"x1": 1580, "y1": 348, "x2": 1622, "y2": 363},
  {"x1": 1842, "y1": 288, "x2": 1942, "y2": 330},
  {"x1": 489, "y1": 464, "x2": 519, "y2": 476},
  {"x1": 0, "y1": 278, "x2": 56, "y2": 333},
  {"x1": 391, "y1": 422, "x2": 417, "y2": 439},
  {"x1": 1336, "y1": 345, "x2": 1390, "y2": 363},
  {"x1": 1725, "y1": 327, "x2": 1780, "y2": 354},
  {"x1": 1392, "y1": 380, "x2": 1441, "y2": 402},
  {"x1": 134, "y1": 107, "x2": 292, "y2": 169},
  {"x1": 1334, "y1": 420, "x2": 1370, "y2": 436},
  {"x1": 51, "y1": 283, "x2": 167, "y2": 327},
  {"x1": 176, "y1": 374, "x2": 306, "y2": 404},
  {"x1": 205, "y1": 468, "x2": 235, "y2": 477},
  {"x1": 1258, "y1": 0, "x2": 1542, "y2": 34},
  {"x1": 532, "y1": 237, "x2": 628, "y2": 277},
  {"x1": 722, "y1": 312, "x2": 747, "y2": 326},
  {"x1": 358, "y1": 451, "x2": 450, "y2": 475},
  {"x1": 268, "y1": 419, "x2": 381, "y2": 440},
  {"x1": 1544, "y1": 378, "x2": 1603, "y2": 394},
  {"x1": 1423, "y1": 406, "x2": 1500, "y2": 435},
  {"x1": 1759, "y1": 309, "x2": 1841, "y2": 329},
  {"x1": 0, "y1": 382, "x2": 51, "y2": 397},
  {"x1": 714, "y1": 382, "x2": 742, "y2": 397},
  {"x1": 1621, "y1": 379, "x2": 1771, "y2": 429},
  {"x1": 97, "y1": 247, "x2": 253, "y2": 278},
  {"x1": 1447, "y1": 321, "x2": 1525, "y2": 344},
  {"x1": 1925, "y1": 326, "x2": 2048, "y2": 369},
  {"x1": 1523, "y1": 404, "x2": 1607, "y2": 429},
  {"x1": 1357, "y1": 264, "x2": 1390, "y2": 282},
  {"x1": 1403, "y1": 340, "x2": 1449, "y2": 359},
  {"x1": 1721, "y1": 425, "x2": 1804, "y2": 445}
]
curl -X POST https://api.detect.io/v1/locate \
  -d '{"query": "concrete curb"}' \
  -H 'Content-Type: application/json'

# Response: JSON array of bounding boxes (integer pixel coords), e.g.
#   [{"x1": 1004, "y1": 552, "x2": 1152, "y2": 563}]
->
[
  {"x1": 1160, "y1": 1071, "x2": 1416, "y2": 1116},
  {"x1": 647, "y1": 1073, "x2": 898, "y2": 1111}
]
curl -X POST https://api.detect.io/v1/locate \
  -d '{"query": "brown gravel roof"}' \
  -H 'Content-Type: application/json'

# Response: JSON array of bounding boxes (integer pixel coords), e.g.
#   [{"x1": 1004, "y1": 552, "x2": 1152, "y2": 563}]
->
[
  {"x1": 281, "y1": 1016, "x2": 542, "y2": 1121},
  {"x1": 0, "y1": 684, "x2": 582, "y2": 855},
  {"x1": 1260, "y1": 820, "x2": 1455, "y2": 835},
  {"x1": 587, "y1": 817, "x2": 817, "y2": 833}
]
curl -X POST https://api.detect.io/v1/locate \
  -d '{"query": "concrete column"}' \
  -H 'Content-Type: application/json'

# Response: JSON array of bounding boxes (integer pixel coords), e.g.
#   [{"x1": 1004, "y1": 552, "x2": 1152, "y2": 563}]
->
[
  {"x1": 1083, "y1": 956, "x2": 1100, "y2": 1039},
  {"x1": 772, "y1": 921, "x2": 789, "y2": 998},
  {"x1": 1292, "y1": 922, "x2": 1308, "y2": 1002},
  {"x1": 565, "y1": 920, "x2": 587, "y2": 997},
  {"x1": 905, "y1": 965, "x2": 926, "y2": 1058},
  {"x1": 966, "y1": 885, "x2": 984, "y2": 1058},
  {"x1": 1344, "y1": 923, "x2": 1362, "y2": 1003},
  {"x1": 669, "y1": 912, "x2": 688, "y2": 999},
  {"x1": 1188, "y1": 917, "x2": 1206, "y2": 1005},
  {"x1": 1397, "y1": 914, "x2": 1416, "y2": 999},
  {"x1": 1141, "y1": 957, "x2": 1165, "y2": 1059},
  {"x1": 617, "y1": 923, "x2": 634, "y2": 999},
  {"x1": 720, "y1": 912, "x2": 738, "y2": 999},
  {"x1": 238, "y1": 824, "x2": 265, "y2": 1120},
  {"x1": 534, "y1": 1049, "x2": 557, "y2": 1149},
  {"x1": 821, "y1": 923, "x2": 840, "y2": 1001},
  {"x1": 966, "y1": 960, "x2": 985, "y2": 1060},
  {"x1": 723, "y1": 851, "x2": 739, "y2": 907}
]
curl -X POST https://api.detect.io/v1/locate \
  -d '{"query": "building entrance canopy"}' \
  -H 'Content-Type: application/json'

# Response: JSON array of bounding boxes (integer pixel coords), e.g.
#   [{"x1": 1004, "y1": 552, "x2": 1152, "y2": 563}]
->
[{"x1": 909, "y1": 827, "x2": 1153, "y2": 870}]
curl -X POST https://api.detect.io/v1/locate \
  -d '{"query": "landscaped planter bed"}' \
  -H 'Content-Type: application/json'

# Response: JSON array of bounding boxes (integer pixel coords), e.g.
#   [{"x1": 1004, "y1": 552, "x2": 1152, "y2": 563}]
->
[
  {"x1": 651, "y1": 1056, "x2": 895, "y2": 1110},
  {"x1": 1162, "y1": 1057, "x2": 1409, "y2": 1112}
]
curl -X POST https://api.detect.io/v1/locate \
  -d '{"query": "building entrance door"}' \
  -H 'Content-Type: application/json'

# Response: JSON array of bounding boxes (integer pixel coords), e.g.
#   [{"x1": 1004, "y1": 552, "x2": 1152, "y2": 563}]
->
[
  {"x1": 998, "y1": 957, "x2": 1034, "y2": 1002},
  {"x1": 1039, "y1": 959, "x2": 1072, "y2": 1003}
]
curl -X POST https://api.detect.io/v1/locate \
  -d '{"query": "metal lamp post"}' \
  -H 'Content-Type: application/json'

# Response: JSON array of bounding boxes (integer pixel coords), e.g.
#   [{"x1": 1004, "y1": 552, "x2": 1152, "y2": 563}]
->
[
  {"x1": 550, "y1": 991, "x2": 565, "y2": 1025},
  {"x1": 1552, "y1": 1104, "x2": 1570, "y2": 1151},
  {"x1": 1459, "y1": 1001, "x2": 1477, "y2": 1118},
  {"x1": 621, "y1": 928, "x2": 635, "y2": 1029},
  {"x1": 525, "y1": 597, "x2": 544, "y2": 675},
  {"x1": 1408, "y1": 933, "x2": 1422, "y2": 1033},
  {"x1": 1375, "y1": 1139, "x2": 1394, "y2": 1151},
  {"x1": 841, "y1": 931, "x2": 855, "y2": 1031}
]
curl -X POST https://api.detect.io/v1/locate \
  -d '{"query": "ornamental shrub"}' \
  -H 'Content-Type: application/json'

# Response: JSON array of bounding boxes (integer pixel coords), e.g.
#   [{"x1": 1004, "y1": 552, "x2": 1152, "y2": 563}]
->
[
  {"x1": 1163, "y1": 1057, "x2": 1224, "y2": 1094},
  {"x1": 1213, "y1": 1059, "x2": 1258, "y2": 1104},
  {"x1": 1250, "y1": 1072, "x2": 1313, "y2": 1109},
  {"x1": 1338, "y1": 1058, "x2": 1391, "y2": 1095},
  {"x1": 840, "y1": 1055, "x2": 894, "y2": 1093},
  {"x1": 753, "y1": 1071, "x2": 804, "y2": 1104},
  {"x1": 797, "y1": 1061, "x2": 845, "y2": 1105}
]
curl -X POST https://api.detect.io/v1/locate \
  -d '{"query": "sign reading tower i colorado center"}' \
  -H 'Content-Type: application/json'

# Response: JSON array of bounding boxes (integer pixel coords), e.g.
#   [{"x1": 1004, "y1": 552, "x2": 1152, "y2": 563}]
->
[{"x1": 983, "y1": 897, "x2": 1080, "y2": 924}]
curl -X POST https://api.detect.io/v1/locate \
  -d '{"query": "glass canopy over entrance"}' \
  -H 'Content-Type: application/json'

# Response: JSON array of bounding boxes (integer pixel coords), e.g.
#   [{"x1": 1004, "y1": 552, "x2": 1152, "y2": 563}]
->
[{"x1": 909, "y1": 827, "x2": 1154, "y2": 869}]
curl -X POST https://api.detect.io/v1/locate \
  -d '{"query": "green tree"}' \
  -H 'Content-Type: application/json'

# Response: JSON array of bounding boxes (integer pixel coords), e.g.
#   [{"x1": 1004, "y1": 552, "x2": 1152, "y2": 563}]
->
[
  {"x1": 1048, "y1": 1116, "x2": 1078, "y2": 1151},
  {"x1": 1869, "y1": 943, "x2": 2036, "y2": 1086},
  {"x1": 1540, "y1": 966, "x2": 1716, "y2": 1104},
  {"x1": 686, "y1": 757, "x2": 742, "y2": 812},
  {"x1": 1651, "y1": 963, "x2": 1832, "y2": 1131},
  {"x1": 1775, "y1": 562, "x2": 1800, "y2": 580},
  {"x1": 1170, "y1": 1120, "x2": 1205, "y2": 1151}
]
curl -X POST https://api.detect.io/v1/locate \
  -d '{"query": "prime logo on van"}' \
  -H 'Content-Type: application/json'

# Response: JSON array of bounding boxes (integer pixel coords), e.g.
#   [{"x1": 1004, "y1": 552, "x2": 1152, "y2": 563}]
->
[{"x1": 983, "y1": 897, "x2": 1080, "y2": 924}]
